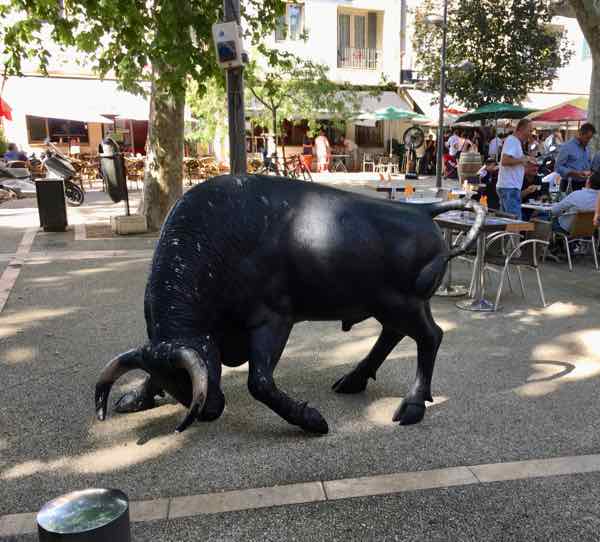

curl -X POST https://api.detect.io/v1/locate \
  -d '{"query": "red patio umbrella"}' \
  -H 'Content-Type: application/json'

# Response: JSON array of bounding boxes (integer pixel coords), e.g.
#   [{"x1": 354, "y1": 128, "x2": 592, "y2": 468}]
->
[
  {"x1": 0, "y1": 97, "x2": 12, "y2": 121},
  {"x1": 526, "y1": 97, "x2": 588, "y2": 123}
]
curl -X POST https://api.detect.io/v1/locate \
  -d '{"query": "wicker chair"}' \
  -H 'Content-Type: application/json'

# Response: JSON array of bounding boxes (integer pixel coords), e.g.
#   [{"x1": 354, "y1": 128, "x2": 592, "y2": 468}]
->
[{"x1": 552, "y1": 211, "x2": 598, "y2": 271}]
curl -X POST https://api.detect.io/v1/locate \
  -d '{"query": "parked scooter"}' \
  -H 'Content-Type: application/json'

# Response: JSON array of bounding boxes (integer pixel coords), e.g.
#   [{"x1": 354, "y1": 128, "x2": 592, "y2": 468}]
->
[
  {"x1": 0, "y1": 142, "x2": 85, "y2": 205},
  {"x1": 42, "y1": 140, "x2": 85, "y2": 206}
]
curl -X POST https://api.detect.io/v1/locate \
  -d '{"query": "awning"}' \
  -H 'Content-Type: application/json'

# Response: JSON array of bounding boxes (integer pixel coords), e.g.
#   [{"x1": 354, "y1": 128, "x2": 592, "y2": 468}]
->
[
  {"x1": 3, "y1": 76, "x2": 150, "y2": 123},
  {"x1": 403, "y1": 89, "x2": 466, "y2": 126},
  {"x1": 245, "y1": 91, "x2": 411, "y2": 121}
]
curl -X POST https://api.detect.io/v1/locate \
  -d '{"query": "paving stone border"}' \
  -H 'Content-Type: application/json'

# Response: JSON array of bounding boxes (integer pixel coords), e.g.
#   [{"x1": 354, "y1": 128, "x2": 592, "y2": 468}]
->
[{"x1": 3, "y1": 454, "x2": 600, "y2": 537}]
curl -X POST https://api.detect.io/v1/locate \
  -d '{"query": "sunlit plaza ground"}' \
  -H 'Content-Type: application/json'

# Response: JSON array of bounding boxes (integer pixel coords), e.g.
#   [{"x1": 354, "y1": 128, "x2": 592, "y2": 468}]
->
[{"x1": 2, "y1": 176, "x2": 600, "y2": 540}]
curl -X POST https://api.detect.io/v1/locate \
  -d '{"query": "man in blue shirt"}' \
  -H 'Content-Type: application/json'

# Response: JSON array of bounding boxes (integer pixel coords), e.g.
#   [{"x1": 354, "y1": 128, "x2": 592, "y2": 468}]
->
[
  {"x1": 554, "y1": 123, "x2": 595, "y2": 192},
  {"x1": 551, "y1": 171, "x2": 600, "y2": 233}
]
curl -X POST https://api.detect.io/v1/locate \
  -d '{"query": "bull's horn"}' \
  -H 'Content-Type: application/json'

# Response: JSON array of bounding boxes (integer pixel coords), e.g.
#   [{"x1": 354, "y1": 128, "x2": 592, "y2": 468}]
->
[
  {"x1": 171, "y1": 347, "x2": 208, "y2": 433},
  {"x1": 95, "y1": 348, "x2": 146, "y2": 421}
]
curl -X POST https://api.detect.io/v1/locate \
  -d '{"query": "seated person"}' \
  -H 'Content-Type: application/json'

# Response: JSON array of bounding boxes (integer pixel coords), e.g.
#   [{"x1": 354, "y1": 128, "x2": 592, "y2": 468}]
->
[
  {"x1": 550, "y1": 171, "x2": 600, "y2": 234},
  {"x1": 520, "y1": 175, "x2": 541, "y2": 221},
  {"x1": 473, "y1": 159, "x2": 500, "y2": 210},
  {"x1": 3, "y1": 142, "x2": 28, "y2": 163}
]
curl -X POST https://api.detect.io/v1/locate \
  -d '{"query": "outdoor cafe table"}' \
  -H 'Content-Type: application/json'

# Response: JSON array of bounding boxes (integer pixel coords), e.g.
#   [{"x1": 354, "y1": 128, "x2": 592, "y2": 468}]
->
[
  {"x1": 522, "y1": 201, "x2": 554, "y2": 214},
  {"x1": 435, "y1": 210, "x2": 534, "y2": 312}
]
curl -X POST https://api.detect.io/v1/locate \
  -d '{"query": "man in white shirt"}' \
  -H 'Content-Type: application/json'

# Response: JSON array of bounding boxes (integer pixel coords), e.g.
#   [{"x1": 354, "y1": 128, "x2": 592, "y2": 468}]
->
[
  {"x1": 551, "y1": 172, "x2": 600, "y2": 233},
  {"x1": 496, "y1": 118, "x2": 536, "y2": 220},
  {"x1": 447, "y1": 128, "x2": 461, "y2": 157}
]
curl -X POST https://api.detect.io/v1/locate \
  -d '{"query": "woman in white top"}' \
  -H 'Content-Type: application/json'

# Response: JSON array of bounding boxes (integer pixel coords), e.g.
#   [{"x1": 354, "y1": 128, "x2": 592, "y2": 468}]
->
[{"x1": 314, "y1": 130, "x2": 331, "y2": 172}]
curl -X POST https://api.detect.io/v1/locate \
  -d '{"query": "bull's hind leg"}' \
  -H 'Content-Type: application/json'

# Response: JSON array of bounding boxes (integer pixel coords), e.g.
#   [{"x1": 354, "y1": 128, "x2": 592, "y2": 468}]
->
[
  {"x1": 247, "y1": 312, "x2": 328, "y2": 434},
  {"x1": 332, "y1": 327, "x2": 405, "y2": 394},
  {"x1": 393, "y1": 301, "x2": 443, "y2": 426}
]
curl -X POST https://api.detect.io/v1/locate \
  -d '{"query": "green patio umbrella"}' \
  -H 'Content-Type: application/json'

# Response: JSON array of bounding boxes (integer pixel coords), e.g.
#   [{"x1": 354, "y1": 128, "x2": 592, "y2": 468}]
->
[
  {"x1": 455, "y1": 103, "x2": 537, "y2": 123},
  {"x1": 373, "y1": 106, "x2": 427, "y2": 157},
  {"x1": 456, "y1": 103, "x2": 538, "y2": 160}
]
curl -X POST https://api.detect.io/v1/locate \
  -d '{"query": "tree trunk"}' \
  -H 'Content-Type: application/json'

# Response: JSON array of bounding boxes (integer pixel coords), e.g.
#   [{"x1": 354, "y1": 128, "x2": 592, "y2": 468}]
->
[
  {"x1": 140, "y1": 72, "x2": 185, "y2": 231},
  {"x1": 589, "y1": 52, "x2": 600, "y2": 151},
  {"x1": 569, "y1": 1, "x2": 600, "y2": 151},
  {"x1": 272, "y1": 109, "x2": 278, "y2": 159}
]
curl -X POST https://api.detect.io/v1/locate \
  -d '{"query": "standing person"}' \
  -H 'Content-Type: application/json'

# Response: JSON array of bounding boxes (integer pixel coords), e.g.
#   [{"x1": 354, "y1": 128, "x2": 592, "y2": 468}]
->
[
  {"x1": 314, "y1": 129, "x2": 331, "y2": 173},
  {"x1": 488, "y1": 131, "x2": 503, "y2": 161},
  {"x1": 447, "y1": 128, "x2": 461, "y2": 158},
  {"x1": 301, "y1": 135, "x2": 313, "y2": 172},
  {"x1": 554, "y1": 123, "x2": 595, "y2": 193},
  {"x1": 544, "y1": 129, "x2": 563, "y2": 152},
  {"x1": 340, "y1": 135, "x2": 358, "y2": 171},
  {"x1": 421, "y1": 135, "x2": 436, "y2": 175},
  {"x1": 496, "y1": 118, "x2": 536, "y2": 220}
]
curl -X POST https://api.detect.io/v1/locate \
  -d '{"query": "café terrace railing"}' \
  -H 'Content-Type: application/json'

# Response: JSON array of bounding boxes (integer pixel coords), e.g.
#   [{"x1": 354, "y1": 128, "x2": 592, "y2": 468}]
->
[{"x1": 337, "y1": 47, "x2": 382, "y2": 70}]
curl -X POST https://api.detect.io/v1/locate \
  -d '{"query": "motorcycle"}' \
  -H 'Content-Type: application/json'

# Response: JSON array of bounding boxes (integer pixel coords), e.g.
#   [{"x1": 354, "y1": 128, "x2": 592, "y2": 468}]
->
[{"x1": 42, "y1": 141, "x2": 85, "y2": 207}]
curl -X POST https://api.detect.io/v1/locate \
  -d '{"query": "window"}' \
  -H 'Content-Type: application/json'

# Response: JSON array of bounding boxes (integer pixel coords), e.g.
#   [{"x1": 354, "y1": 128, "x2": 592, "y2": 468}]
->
[
  {"x1": 354, "y1": 16, "x2": 366, "y2": 49},
  {"x1": 274, "y1": 4, "x2": 304, "y2": 42},
  {"x1": 275, "y1": 15, "x2": 287, "y2": 41},
  {"x1": 355, "y1": 122, "x2": 383, "y2": 147},
  {"x1": 338, "y1": 14, "x2": 350, "y2": 51},
  {"x1": 25, "y1": 116, "x2": 89, "y2": 144},
  {"x1": 288, "y1": 4, "x2": 303, "y2": 40},
  {"x1": 26, "y1": 116, "x2": 48, "y2": 142},
  {"x1": 48, "y1": 118, "x2": 89, "y2": 143},
  {"x1": 338, "y1": 11, "x2": 380, "y2": 69}
]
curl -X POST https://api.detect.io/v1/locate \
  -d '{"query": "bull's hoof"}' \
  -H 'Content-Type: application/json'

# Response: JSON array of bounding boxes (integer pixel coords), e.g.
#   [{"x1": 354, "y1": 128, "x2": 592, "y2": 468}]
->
[
  {"x1": 114, "y1": 390, "x2": 156, "y2": 414},
  {"x1": 198, "y1": 390, "x2": 225, "y2": 422},
  {"x1": 299, "y1": 406, "x2": 329, "y2": 435},
  {"x1": 332, "y1": 371, "x2": 368, "y2": 394},
  {"x1": 392, "y1": 400, "x2": 426, "y2": 426}
]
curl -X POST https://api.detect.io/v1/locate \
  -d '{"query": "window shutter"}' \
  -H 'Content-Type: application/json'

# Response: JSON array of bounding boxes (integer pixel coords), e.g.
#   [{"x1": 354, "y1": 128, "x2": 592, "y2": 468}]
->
[{"x1": 367, "y1": 12, "x2": 377, "y2": 50}]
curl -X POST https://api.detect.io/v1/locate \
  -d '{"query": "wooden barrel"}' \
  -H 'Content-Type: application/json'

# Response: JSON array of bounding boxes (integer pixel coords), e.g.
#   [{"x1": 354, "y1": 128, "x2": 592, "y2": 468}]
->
[{"x1": 458, "y1": 152, "x2": 482, "y2": 182}]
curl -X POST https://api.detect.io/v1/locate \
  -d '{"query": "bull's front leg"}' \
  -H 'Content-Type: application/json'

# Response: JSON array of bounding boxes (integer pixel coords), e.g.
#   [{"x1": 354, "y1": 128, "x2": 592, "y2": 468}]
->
[
  {"x1": 247, "y1": 313, "x2": 329, "y2": 434},
  {"x1": 393, "y1": 302, "x2": 442, "y2": 426},
  {"x1": 332, "y1": 326, "x2": 405, "y2": 394},
  {"x1": 115, "y1": 374, "x2": 165, "y2": 414}
]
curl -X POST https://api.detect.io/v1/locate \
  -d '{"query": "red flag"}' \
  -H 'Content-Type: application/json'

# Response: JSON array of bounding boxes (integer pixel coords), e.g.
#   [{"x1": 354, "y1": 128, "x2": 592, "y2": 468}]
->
[{"x1": 0, "y1": 97, "x2": 12, "y2": 121}]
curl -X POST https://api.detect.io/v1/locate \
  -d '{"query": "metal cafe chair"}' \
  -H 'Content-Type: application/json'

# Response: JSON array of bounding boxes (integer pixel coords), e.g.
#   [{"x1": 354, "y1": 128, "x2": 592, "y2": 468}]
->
[
  {"x1": 362, "y1": 152, "x2": 375, "y2": 172},
  {"x1": 484, "y1": 218, "x2": 552, "y2": 310},
  {"x1": 552, "y1": 211, "x2": 599, "y2": 271}
]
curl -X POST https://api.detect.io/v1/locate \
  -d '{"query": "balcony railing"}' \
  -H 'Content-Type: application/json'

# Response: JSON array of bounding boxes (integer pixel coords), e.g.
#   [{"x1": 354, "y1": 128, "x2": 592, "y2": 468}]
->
[{"x1": 337, "y1": 47, "x2": 381, "y2": 70}]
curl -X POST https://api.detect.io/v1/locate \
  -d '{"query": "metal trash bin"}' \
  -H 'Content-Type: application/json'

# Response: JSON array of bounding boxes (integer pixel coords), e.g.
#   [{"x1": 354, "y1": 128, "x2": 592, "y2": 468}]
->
[
  {"x1": 35, "y1": 179, "x2": 68, "y2": 232},
  {"x1": 37, "y1": 488, "x2": 130, "y2": 541}
]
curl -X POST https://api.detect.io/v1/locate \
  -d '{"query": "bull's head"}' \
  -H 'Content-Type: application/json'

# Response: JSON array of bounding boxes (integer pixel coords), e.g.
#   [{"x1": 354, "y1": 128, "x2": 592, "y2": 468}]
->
[{"x1": 94, "y1": 345, "x2": 208, "y2": 433}]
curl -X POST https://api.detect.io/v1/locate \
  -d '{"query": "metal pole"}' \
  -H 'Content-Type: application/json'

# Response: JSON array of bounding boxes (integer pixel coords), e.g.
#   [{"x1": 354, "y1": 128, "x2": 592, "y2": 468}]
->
[
  {"x1": 435, "y1": 0, "x2": 449, "y2": 189},
  {"x1": 223, "y1": 0, "x2": 247, "y2": 175}
]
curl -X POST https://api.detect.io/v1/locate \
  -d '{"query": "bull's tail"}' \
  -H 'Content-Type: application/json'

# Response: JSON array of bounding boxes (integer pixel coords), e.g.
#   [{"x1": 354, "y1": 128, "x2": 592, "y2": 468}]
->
[{"x1": 426, "y1": 199, "x2": 486, "y2": 260}]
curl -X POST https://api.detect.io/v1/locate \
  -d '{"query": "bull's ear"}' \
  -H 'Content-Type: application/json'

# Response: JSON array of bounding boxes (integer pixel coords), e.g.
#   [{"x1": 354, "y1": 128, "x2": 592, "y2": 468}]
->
[
  {"x1": 171, "y1": 347, "x2": 208, "y2": 433},
  {"x1": 95, "y1": 348, "x2": 147, "y2": 421}
]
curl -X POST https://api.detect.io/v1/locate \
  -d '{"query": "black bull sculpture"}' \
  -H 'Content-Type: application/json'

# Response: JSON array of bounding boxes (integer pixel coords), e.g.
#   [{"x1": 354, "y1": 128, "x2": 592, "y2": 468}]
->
[{"x1": 96, "y1": 175, "x2": 484, "y2": 434}]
